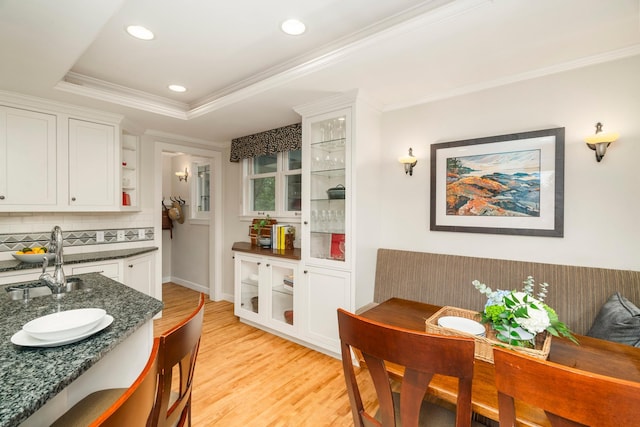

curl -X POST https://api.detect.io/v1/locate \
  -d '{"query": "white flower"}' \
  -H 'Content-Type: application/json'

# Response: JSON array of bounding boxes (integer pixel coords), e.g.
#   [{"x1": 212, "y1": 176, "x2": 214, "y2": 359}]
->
[{"x1": 515, "y1": 301, "x2": 550, "y2": 334}]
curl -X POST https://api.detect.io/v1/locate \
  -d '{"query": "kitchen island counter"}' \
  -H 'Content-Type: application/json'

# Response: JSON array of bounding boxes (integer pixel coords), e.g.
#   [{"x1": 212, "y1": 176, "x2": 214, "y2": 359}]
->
[{"x1": 0, "y1": 272, "x2": 163, "y2": 426}]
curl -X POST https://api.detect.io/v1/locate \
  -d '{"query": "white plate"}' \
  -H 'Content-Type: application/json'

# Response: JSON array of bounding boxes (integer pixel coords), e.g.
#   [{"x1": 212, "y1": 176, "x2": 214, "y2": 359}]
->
[
  {"x1": 12, "y1": 252, "x2": 55, "y2": 264},
  {"x1": 23, "y1": 308, "x2": 106, "y2": 341},
  {"x1": 11, "y1": 315, "x2": 113, "y2": 347},
  {"x1": 438, "y1": 316, "x2": 486, "y2": 336}
]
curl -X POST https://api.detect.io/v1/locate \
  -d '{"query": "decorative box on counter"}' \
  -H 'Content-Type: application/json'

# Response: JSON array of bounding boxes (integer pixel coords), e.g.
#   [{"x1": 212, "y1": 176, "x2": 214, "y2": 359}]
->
[{"x1": 425, "y1": 306, "x2": 551, "y2": 363}]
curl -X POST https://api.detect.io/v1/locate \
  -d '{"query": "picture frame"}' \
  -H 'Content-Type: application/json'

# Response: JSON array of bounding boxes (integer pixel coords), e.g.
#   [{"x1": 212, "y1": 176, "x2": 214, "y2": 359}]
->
[{"x1": 430, "y1": 127, "x2": 564, "y2": 237}]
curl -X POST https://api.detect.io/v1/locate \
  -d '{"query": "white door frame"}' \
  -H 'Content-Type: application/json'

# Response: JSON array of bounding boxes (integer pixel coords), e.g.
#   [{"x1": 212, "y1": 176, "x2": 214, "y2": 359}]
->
[{"x1": 153, "y1": 141, "x2": 223, "y2": 300}]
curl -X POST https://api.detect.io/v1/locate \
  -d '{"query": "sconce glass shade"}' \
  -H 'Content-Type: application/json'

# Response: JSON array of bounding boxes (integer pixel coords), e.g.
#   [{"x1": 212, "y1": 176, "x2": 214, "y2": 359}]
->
[
  {"x1": 398, "y1": 148, "x2": 418, "y2": 175},
  {"x1": 585, "y1": 122, "x2": 619, "y2": 162}
]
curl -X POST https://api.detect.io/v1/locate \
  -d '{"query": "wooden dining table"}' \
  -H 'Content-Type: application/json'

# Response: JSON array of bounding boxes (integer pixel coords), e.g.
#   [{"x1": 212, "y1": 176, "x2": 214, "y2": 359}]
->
[{"x1": 358, "y1": 298, "x2": 640, "y2": 427}]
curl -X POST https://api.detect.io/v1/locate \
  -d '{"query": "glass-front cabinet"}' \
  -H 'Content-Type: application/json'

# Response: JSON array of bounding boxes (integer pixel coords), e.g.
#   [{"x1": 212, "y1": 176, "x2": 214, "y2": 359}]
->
[
  {"x1": 235, "y1": 255, "x2": 261, "y2": 321},
  {"x1": 233, "y1": 252, "x2": 298, "y2": 334},
  {"x1": 305, "y1": 109, "x2": 350, "y2": 266}
]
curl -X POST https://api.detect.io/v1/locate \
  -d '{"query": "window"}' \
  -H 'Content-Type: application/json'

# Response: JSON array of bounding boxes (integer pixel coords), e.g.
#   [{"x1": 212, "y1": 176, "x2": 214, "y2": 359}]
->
[
  {"x1": 244, "y1": 149, "x2": 301, "y2": 217},
  {"x1": 191, "y1": 160, "x2": 211, "y2": 222}
]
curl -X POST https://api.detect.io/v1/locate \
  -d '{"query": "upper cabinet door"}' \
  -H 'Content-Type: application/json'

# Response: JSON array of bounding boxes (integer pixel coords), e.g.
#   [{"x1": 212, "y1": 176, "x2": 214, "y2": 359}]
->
[
  {"x1": 301, "y1": 108, "x2": 351, "y2": 269},
  {"x1": 0, "y1": 106, "x2": 57, "y2": 207},
  {"x1": 68, "y1": 118, "x2": 117, "y2": 207}
]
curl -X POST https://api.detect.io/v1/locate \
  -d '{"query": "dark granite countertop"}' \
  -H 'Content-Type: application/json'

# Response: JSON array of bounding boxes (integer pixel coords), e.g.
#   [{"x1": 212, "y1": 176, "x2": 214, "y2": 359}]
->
[
  {"x1": 0, "y1": 273, "x2": 163, "y2": 427},
  {"x1": 0, "y1": 246, "x2": 158, "y2": 273}
]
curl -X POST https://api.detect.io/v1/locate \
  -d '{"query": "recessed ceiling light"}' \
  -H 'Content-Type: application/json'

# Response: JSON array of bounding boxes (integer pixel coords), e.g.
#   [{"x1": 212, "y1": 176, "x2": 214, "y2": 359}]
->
[
  {"x1": 126, "y1": 25, "x2": 154, "y2": 41},
  {"x1": 281, "y1": 19, "x2": 306, "y2": 36},
  {"x1": 168, "y1": 84, "x2": 187, "y2": 93}
]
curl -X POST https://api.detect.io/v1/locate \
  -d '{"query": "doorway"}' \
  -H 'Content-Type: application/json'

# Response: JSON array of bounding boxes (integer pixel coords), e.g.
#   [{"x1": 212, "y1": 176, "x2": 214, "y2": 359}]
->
[{"x1": 154, "y1": 141, "x2": 223, "y2": 301}]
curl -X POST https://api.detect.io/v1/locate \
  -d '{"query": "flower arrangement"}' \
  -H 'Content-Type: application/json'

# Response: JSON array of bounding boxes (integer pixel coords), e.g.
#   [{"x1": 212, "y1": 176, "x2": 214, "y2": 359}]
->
[{"x1": 472, "y1": 276, "x2": 578, "y2": 347}]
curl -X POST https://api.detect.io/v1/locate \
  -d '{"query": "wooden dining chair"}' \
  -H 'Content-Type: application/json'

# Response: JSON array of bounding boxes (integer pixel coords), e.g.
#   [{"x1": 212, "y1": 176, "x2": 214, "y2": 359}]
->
[
  {"x1": 337, "y1": 308, "x2": 482, "y2": 427},
  {"x1": 51, "y1": 337, "x2": 161, "y2": 427},
  {"x1": 152, "y1": 292, "x2": 206, "y2": 427},
  {"x1": 493, "y1": 346, "x2": 640, "y2": 427}
]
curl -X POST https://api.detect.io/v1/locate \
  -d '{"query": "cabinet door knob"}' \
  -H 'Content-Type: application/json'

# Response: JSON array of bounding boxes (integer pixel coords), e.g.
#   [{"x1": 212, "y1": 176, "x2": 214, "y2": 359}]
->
[
  {"x1": 266, "y1": 263, "x2": 270, "y2": 267},
  {"x1": 257, "y1": 262, "x2": 261, "y2": 265},
  {"x1": 303, "y1": 221, "x2": 308, "y2": 225},
  {"x1": 0, "y1": 195, "x2": 4, "y2": 200},
  {"x1": 71, "y1": 197, "x2": 76, "y2": 201},
  {"x1": 128, "y1": 264, "x2": 133, "y2": 268},
  {"x1": 304, "y1": 270, "x2": 308, "y2": 274}
]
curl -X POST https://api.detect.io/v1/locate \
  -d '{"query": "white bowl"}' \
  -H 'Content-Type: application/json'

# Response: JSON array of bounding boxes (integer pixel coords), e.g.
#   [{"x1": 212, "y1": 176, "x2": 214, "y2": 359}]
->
[
  {"x1": 23, "y1": 308, "x2": 107, "y2": 341},
  {"x1": 437, "y1": 316, "x2": 486, "y2": 336},
  {"x1": 12, "y1": 252, "x2": 56, "y2": 264}
]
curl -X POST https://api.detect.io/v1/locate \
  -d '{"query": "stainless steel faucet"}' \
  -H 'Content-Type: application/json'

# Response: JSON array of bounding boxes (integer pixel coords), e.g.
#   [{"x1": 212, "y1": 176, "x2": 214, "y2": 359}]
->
[{"x1": 39, "y1": 225, "x2": 66, "y2": 295}]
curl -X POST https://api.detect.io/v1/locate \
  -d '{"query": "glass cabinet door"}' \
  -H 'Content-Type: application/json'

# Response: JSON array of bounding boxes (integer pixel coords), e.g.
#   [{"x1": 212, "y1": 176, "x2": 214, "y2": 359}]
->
[
  {"x1": 308, "y1": 113, "x2": 348, "y2": 264},
  {"x1": 269, "y1": 261, "x2": 295, "y2": 328},
  {"x1": 238, "y1": 257, "x2": 260, "y2": 317}
]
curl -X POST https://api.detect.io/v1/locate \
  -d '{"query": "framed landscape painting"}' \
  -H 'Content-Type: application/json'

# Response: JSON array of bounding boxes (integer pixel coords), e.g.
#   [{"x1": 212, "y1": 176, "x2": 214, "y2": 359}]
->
[{"x1": 430, "y1": 127, "x2": 564, "y2": 237}]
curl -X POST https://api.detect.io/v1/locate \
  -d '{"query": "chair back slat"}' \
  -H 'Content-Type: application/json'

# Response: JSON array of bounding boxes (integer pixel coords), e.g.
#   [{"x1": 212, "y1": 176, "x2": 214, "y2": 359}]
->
[
  {"x1": 153, "y1": 293, "x2": 205, "y2": 427},
  {"x1": 493, "y1": 346, "x2": 640, "y2": 427},
  {"x1": 337, "y1": 308, "x2": 476, "y2": 427}
]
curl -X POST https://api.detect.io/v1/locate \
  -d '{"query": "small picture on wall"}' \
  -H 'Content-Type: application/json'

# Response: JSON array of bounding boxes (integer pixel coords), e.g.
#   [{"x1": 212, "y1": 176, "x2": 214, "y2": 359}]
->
[{"x1": 430, "y1": 127, "x2": 565, "y2": 237}]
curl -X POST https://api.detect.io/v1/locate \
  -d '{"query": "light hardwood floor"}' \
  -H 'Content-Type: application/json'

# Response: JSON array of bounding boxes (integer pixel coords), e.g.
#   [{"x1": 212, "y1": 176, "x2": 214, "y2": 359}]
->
[{"x1": 153, "y1": 283, "x2": 375, "y2": 426}]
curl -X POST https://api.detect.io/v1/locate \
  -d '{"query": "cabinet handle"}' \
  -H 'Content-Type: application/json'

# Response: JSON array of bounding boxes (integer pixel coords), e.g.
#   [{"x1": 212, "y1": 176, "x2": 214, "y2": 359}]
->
[
  {"x1": 303, "y1": 270, "x2": 308, "y2": 274},
  {"x1": 71, "y1": 197, "x2": 76, "y2": 201},
  {"x1": 266, "y1": 263, "x2": 270, "y2": 267},
  {"x1": 0, "y1": 195, "x2": 4, "y2": 200},
  {"x1": 257, "y1": 262, "x2": 261, "y2": 266},
  {"x1": 128, "y1": 264, "x2": 133, "y2": 268},
  {"x1": 303, "y1": 221, "x2": 308, "y2": 225}
]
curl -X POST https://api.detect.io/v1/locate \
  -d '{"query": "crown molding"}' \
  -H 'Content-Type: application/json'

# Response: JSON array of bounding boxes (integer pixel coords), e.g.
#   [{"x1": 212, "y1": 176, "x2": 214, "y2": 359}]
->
[
  {"x1": 384, "y1": 43, "x2": 640, "y2": 112},
  {"x1": 55, "y1": 72, "x2": 189, "y2": 120}
]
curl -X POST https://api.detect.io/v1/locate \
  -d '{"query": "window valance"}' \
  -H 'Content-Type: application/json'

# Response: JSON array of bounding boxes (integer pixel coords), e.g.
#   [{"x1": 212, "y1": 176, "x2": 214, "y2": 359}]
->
[{"x1": 229, "y1": 122, "x2": 301, "y2": 162}]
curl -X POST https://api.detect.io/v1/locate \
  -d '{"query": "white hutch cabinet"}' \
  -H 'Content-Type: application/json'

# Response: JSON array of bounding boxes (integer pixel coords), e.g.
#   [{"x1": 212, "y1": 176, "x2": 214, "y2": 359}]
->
[
  {"x1": 232, "y1": 90, "x2": 381, "y2": 357},
  {"x1": 293, "y1": 89, "x2": 382, "y2": 355}
]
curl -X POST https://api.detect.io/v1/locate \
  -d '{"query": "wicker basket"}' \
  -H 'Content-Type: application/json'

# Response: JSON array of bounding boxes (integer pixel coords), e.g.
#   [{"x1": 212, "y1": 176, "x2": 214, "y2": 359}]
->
[{"x1": 425, "y1": 306, "x2": 551, "y2": 363}]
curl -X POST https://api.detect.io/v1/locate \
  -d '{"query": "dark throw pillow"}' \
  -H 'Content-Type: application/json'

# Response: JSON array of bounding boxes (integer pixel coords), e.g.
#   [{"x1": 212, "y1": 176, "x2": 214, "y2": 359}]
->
[{"x1": 587, "y1": 292, "x2": 640, "y2": 347}]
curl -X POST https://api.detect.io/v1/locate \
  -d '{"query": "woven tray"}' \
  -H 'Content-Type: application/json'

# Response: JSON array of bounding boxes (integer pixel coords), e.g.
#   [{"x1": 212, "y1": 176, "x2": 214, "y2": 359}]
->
[{"x1": 425, "y1": 306, "x2": 551, "y2": 363}]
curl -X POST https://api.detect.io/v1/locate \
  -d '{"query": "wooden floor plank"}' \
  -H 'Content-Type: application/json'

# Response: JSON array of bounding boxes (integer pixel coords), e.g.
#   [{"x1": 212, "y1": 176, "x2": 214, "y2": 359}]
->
[{"x1": 154, "y1": 283, "x2": 376, "y2": 426}]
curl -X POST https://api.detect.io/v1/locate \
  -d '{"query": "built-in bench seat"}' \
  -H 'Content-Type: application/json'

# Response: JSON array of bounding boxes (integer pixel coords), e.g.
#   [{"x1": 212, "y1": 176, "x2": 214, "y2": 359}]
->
[{"x1": 371, "y1": 248, "x2": 640, "y2": 336}]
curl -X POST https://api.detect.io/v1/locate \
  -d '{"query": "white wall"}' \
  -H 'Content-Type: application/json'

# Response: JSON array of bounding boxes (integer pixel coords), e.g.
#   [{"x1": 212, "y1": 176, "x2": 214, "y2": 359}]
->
[{"x1": 379, "y1": 55, "x2": 640, "y2": 271}]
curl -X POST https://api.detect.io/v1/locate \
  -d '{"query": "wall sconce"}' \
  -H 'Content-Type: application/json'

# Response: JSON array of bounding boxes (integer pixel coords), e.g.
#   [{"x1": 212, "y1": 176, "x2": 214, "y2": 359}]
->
[
  {"x1": 585, "y1": 122, "x2": 619, "y2": 162},
  {"x1": 175, "y1": 168, "x2": 189, "y2": 182},
  {"x1": 398, "y1": 148, "x2": 418, "y2": 176}
]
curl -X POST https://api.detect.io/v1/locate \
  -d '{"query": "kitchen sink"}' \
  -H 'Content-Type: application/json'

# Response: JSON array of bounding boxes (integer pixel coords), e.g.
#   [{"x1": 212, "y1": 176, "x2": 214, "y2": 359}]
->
[{"x1": 4, "y1": 277, "x2": 90, "y2": 301}]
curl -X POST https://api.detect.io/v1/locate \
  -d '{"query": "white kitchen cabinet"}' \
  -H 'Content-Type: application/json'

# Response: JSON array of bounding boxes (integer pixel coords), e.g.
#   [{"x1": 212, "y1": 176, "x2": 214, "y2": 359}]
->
[
  {"x1": 68, "y1": 118, "x2": 117, "y2": 208},
  {"x1": 300, "y1": 266, "x2": 350, "y2": 353},
  {"x1": 123, "y1": 253, "x2": 155, "y2": 296},
  {"x1": 234, "y1": 252, "x2": 298, "y2": 336},
  {"x1": 294, "y1": 90, "x2": 382, "y2": 355},
  {"x1": 68, "y1": 260, "x2": 121, "y2": 281},
  {"x1": 0, "y1": 105, "x2": 57, "y2": 207},
  {"x1": 0, "y1": 93, "x2": 123, "y2": 212}
]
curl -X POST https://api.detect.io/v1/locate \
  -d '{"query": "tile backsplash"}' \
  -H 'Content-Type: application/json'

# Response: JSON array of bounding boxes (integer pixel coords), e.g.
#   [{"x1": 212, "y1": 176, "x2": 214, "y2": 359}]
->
[{"x1": 0, "y1": 228, "x2": 154, "y2": 253}]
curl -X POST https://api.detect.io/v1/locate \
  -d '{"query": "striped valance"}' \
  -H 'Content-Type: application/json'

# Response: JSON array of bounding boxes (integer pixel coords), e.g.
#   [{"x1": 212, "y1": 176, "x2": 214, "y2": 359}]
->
[{"x1": 230, "y1": 122, "x2": 302, "y2": 162}]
